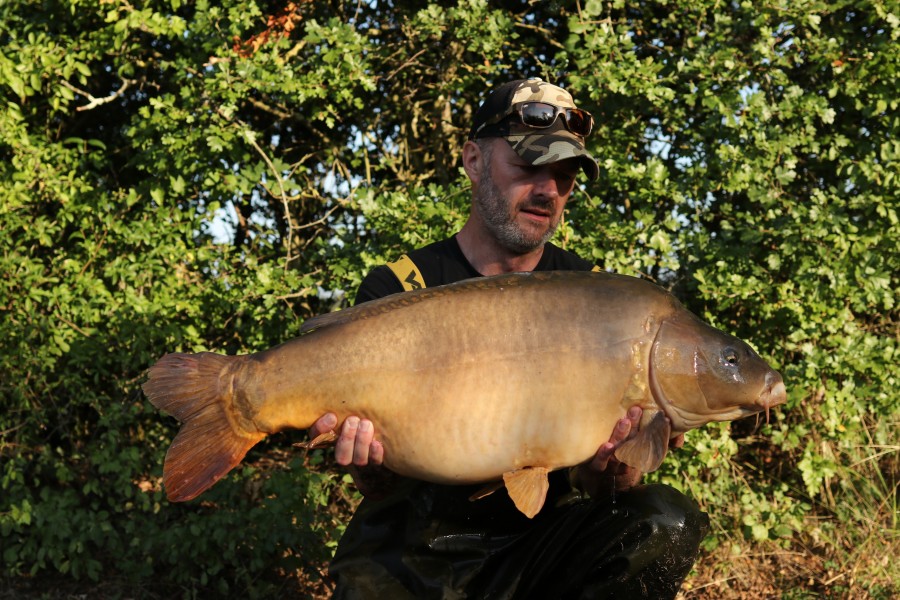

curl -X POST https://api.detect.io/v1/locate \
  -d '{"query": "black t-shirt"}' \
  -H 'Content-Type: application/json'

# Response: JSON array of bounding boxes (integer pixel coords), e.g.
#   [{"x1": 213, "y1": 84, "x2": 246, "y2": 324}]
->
[{"x1": 356, "y1": 235, "x2": 596, "y2": 304}]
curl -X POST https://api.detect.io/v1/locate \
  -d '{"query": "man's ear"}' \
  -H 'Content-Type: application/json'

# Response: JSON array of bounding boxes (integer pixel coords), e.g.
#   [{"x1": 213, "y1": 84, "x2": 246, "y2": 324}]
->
[{"x1": 462, "y1": 140, "x2": 484, "y2": 185}]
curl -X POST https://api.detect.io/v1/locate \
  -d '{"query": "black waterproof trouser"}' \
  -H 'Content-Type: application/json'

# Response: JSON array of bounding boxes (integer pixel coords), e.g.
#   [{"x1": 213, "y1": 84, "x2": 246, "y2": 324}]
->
[{"x1": 329, "y1": 480, "x2": 709, "y2": 599}]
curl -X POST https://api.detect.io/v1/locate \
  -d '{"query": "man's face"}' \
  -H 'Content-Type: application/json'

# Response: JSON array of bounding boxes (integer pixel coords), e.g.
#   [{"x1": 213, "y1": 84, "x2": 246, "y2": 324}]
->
[{"x1": 473, "y1": 139, "x2": 580, "y2": 254}]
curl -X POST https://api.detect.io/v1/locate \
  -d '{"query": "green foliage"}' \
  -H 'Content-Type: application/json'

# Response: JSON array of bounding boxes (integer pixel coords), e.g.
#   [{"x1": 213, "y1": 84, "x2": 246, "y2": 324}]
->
[{"x1": 1, "y1": 0, "x2": 896, "y2": 596}]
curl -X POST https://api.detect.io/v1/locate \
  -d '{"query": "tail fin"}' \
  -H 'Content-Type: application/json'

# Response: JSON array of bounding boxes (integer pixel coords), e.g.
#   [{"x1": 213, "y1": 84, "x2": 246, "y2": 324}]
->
[{"x1": 143, "y1": 352, "x2": 265, "y2": 502}]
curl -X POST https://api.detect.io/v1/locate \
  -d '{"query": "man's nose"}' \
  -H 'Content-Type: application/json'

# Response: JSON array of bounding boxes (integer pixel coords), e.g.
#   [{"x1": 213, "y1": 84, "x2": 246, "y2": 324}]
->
[{"x1": 531, "y1": 170, "x2": 561, "y2": 199}]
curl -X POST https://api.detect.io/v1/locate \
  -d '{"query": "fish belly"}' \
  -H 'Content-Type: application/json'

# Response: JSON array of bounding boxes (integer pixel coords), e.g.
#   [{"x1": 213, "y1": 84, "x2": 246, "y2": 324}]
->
[{"x1": 370, "y1": 355, "x2": 632, "y2": 483}]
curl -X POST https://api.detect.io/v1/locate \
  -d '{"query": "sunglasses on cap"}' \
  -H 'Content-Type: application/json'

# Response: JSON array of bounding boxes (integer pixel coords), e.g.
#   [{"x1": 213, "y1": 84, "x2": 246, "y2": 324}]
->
[{"x1": 478, "y1": 102, "x2": 594, "y2": 138}]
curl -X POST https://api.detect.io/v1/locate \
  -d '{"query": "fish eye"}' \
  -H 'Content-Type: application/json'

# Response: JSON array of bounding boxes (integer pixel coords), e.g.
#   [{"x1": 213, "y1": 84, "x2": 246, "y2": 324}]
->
[{"x1": 722, "y1": 348, "x2": 740, "y2": 366}]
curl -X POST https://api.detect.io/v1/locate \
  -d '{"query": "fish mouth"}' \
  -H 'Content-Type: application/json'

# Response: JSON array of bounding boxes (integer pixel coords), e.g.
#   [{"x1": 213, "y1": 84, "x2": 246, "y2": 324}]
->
[
  {"x1": 721, "y1": 372, "x2": 787, "y2": 423},
  {"x1": 672, "y1": 404, "x2": 758, "y2": 430},
  {"x1": 649, "y1": 362, "x2": 787, "y2": 430},
  {"x1": 756, "y1": 371, "x2": 787, "y2": 423},
  {"x1": 760, "y1": 371, "x2": 787, "y2": 407}
]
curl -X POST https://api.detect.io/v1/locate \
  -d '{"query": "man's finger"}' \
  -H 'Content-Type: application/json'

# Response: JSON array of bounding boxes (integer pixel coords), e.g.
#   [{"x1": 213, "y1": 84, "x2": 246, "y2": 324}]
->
[
  {"x1": 590, "y1": 441, "x2": 615, "y2": 472},
  {"x1": 608, "y1": 416, "x2": 633, "y2": 446},
  {"x1": 625, "y1": 406, "x2": 641, "y2": 431},
  {"x1": 309, "y1": 412, "x2": 337, "y2": 437},
  {"x1": 335, "y1": 416, "x2": 360, "y2": 465},
  {"x1": 353, "y1": 419, "x2": 375, "y2": 466},
  {"x1": 368, "y1": 439, "x2": 384, "y2": 466}
]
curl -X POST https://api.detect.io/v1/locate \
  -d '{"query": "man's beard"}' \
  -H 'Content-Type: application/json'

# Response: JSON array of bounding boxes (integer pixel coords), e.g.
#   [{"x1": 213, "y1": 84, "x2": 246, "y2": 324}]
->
[{"x1": 474, "y1": 162, "x2": 561, "y2": 254}]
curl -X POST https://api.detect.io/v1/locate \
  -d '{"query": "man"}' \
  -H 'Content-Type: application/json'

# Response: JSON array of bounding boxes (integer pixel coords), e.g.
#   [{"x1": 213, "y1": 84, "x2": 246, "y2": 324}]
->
[{"x1": 310, "y1": 78, "x2": 709, "y2": 599}]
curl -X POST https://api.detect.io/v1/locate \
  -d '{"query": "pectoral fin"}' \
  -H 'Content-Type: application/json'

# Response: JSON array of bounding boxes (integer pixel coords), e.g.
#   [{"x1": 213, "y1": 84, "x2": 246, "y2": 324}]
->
[
  {"x1": 614, "y1": 409, "x2": 671, "y2": 473},
  {"x1": 469, "y1": 480, "x2": 504, "y2": 502},
  {"x1": 294, "y1": 430, "x2": 338, "y2": 450},
  {"x1": 503, "y1": 467, "x2": 551, "y2": 519}
]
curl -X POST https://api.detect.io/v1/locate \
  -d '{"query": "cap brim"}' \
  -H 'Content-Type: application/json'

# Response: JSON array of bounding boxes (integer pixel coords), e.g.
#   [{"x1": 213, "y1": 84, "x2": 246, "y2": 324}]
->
[{"x1": 505, "y1": 129, "x2": 599, "y2": 181}]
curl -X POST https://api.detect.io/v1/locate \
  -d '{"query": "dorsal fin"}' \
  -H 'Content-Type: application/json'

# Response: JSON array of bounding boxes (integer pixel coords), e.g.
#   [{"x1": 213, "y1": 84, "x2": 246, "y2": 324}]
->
[
  {"x1": 299, "y1": 276, "x2": 481, "y2": 334},
  {"x1": 300, "y1": 308, "x2": 356, "y2": 334},
  {"x1": 300, "y1": 271, "x2": 620, "y2": 335}
]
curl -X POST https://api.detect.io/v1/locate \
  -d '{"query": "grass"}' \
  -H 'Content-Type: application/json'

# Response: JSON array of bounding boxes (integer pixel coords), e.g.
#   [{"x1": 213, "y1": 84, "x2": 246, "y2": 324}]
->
[{"x1": 682, "y1": 433, "x2": 898, "y2": 600}]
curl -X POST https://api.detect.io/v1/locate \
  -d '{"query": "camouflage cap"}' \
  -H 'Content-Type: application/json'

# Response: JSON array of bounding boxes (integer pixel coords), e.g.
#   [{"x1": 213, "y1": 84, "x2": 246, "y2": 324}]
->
[{"x1": 469, "y1": 78, "x2": 599, "y2": 180}]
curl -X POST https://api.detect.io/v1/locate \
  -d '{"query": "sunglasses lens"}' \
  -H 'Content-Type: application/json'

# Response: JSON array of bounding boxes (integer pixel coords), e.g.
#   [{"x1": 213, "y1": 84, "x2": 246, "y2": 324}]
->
[
  {"x1": 521, "y1": 102, "x2": 558, "y2": 127},
  {"x1": 566, "y1": 109, "x2": 593, "y2": 136}
]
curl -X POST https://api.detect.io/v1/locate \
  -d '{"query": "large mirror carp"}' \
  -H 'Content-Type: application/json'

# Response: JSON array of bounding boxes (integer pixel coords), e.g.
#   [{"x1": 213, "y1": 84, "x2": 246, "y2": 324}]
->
[{"x1": 144, "y1": 271, "x2": 786, "y2": 518}]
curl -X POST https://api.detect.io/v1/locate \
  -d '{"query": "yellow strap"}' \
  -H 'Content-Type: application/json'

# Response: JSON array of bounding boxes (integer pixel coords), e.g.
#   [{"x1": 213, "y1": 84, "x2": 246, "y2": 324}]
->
[
  {"x1": 386, "y1": 254, "x2": 426, "y2": 291},
  {"x1": 387, "y1": 254, "x2": 597, "y2": 291}
]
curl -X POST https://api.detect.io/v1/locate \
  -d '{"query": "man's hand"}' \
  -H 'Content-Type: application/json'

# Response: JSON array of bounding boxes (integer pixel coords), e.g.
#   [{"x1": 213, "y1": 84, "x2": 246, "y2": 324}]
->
[
  {"x1": 310, "y1": 413, "x2": 384, "y2": 467},
  {"x1": 309, "y1": 413, "x2": 393, "y2": 498},
  {"x1": 571, "y1": 406, "x2": 685, "y2": 497}
]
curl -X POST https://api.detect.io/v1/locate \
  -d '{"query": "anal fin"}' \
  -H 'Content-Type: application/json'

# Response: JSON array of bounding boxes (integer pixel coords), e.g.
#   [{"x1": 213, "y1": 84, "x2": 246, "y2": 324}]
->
[{"x1": 503, "y1": 466, "x2": 551, "y2": 519}]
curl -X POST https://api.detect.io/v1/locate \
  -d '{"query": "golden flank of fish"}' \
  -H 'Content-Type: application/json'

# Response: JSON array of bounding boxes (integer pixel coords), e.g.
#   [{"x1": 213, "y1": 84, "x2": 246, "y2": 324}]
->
[{"x1": 144, "y1": 271, "x2": 786, "y2": 518}]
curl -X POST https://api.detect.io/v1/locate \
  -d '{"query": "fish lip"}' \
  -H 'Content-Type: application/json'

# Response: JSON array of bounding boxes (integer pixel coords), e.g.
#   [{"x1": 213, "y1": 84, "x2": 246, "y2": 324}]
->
[
  {"x1": 758, "y1": 373, "x2": 787, "y2": 410},
  {"x1": 755, "y1": 374, "x2": 786, "y2": 423}
]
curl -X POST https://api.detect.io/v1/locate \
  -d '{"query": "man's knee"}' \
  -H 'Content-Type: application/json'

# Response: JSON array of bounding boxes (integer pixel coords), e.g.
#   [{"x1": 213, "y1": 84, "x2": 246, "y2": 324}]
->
[
  {"x1": 625, "y1": 483, "x2": 709, "y2": 543},
  {"x1": 579, "y1": 483, "x2": 709, "y2": 599}
]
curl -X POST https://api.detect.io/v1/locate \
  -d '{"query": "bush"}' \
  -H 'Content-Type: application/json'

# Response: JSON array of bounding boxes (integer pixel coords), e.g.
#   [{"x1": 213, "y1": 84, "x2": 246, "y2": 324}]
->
[{"x1": 2, "y1": 0, "x2": 896, "y2": 596}]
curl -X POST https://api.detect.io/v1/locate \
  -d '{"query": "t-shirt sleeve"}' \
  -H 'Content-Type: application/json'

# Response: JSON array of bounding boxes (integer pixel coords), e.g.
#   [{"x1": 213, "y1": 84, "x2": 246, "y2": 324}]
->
[{"x1": 354, "y1": 265, "x2": 404, "y2": 305}]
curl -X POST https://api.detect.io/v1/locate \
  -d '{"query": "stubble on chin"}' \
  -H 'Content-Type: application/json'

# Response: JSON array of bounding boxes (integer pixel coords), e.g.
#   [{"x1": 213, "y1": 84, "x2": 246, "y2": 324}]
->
[{"x1": 474, "y1": 167, "x2": 560, "y2": 254}]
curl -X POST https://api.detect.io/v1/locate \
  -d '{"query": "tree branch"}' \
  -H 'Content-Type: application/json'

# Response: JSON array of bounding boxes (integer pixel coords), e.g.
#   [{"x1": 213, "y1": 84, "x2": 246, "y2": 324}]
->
[
  {"x1": 60, "y1": 78, "x2": 134, "y2": 112},
  {"x1": 242, "y1": 129, "x2": 295, "y2": 272}
]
